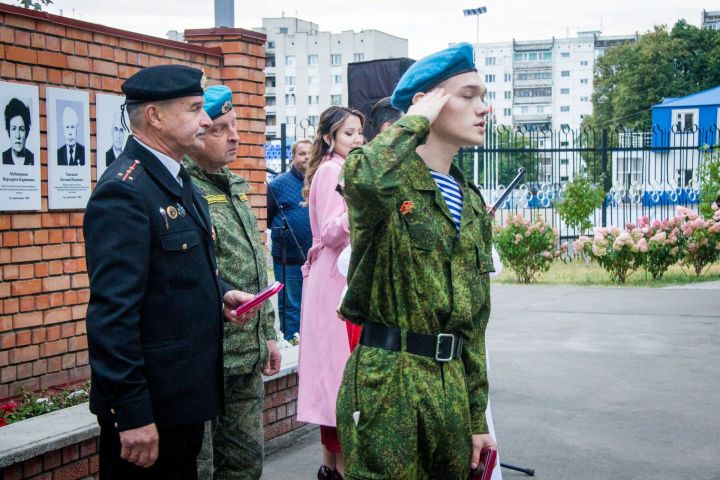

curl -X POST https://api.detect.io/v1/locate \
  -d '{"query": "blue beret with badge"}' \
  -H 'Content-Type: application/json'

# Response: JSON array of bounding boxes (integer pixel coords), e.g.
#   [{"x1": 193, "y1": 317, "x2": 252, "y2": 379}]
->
[
  {"x1": 122, "y1": 65, "x2": 207, "y2": 104},
  {"x1": 203, "y1": 85, "x2": 234, "y2": 120},
  {"x1": 391, "y1": 42, "x2": 477, "y2": 112}
]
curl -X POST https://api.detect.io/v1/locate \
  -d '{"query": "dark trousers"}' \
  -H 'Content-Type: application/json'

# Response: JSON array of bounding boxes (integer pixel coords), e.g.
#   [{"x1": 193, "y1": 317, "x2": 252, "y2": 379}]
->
[{"x1": 99, "y1": 418, "x2": 204, "y2": 480}]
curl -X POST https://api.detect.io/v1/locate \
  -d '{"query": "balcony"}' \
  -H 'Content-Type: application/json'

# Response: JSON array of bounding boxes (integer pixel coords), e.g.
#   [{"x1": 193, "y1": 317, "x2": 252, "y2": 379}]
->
[
  {"x1": 514, "y1": 95, "x2": 552, "y2": 105},
  {"x1": 514, "y1": 77, "x2": 552, "y2": 88},
  {"x1": 265, "y1": 86, "x2": 275, "y2": 95},
  {"x1": 513, "y1": 113, "x2": 552, "y2": 123}
]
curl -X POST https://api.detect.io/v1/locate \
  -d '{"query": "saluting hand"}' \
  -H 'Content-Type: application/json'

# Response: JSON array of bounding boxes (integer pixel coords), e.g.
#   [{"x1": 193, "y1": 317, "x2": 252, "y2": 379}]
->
[
  {"x1": 223, "y1": 290, "x2": 261, "y2": 327},
  {"x1": 407, "y1": 88, "x2": 451, "y2": 125}
]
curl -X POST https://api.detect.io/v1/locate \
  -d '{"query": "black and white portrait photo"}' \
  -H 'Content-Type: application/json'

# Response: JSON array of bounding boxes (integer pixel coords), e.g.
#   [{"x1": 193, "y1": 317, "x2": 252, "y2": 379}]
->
[
  {"x1": 46, "y1": 87, "x2": 91, "y2": 209},
  {"x1": 0, "y1": 81, "x2": 41, "y2": 211},
  {"x1": 96, "y1": 93, "x2": 129, "y2": 180}
]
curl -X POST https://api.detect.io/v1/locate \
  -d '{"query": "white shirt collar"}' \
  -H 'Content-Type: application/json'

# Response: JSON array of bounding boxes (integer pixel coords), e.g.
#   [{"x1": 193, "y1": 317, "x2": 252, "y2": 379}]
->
[{"x1": 133, "y1": 137, "x2": 182, "y2": 185}]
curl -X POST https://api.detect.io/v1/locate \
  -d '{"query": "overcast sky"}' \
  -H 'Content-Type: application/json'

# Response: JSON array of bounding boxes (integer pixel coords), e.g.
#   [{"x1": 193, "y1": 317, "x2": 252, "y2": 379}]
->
[{"x1": 46, "y1": 0, "x2": 712, "y2": 58}]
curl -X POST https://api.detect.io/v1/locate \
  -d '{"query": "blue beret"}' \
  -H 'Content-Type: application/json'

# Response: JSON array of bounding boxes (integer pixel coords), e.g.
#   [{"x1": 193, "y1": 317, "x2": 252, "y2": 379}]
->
[
  {"x1": 122, "y1": 65, "x2": 206, "y2": 104},
  {"x1": 391, "y1": 42, "x2": 476, "y2": 112},
  {"x1": 203, "y1": 85, "x2": 234, "y2": 120}
]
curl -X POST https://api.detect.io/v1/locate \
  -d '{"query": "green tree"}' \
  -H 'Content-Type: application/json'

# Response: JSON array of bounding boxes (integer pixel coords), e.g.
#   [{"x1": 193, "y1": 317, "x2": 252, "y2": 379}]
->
[
  {"x1": 16, "y1": 0, "x2": 52, "y2": 10},
  {"x1": 587, "y1": 21, "x2": 720, "y2": 132}
]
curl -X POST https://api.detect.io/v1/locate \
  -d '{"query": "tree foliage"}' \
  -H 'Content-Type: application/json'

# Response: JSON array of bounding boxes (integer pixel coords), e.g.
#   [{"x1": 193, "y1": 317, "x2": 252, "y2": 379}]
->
[
  {"x1": 16, "y1": 0, "x2": 53, "y2": 11},
  {"x1": 584, "y1": 20, "x2": 720, "y2": 132}
]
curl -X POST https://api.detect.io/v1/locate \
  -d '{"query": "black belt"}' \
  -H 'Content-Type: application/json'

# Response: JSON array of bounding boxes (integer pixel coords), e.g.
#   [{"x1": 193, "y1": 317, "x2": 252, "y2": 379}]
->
[{"x1": 359, "y1": 323, "x2": 464, "y2": 362}]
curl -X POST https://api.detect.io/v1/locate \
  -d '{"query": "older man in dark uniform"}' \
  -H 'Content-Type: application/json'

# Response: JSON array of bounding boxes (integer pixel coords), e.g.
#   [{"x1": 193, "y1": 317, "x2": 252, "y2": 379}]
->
[{"x1": 84, "y1": 65, "x2": 260, "y2": 480}]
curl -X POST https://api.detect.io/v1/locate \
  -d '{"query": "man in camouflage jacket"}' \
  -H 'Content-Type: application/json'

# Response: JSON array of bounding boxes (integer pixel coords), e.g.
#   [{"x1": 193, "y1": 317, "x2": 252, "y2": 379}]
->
[
  {"x1": 337, "y1": 43, "x2": 497, "y2": 479},
  {"x1": 185, "y1": 85, "x2": 281, "y2": 480}
]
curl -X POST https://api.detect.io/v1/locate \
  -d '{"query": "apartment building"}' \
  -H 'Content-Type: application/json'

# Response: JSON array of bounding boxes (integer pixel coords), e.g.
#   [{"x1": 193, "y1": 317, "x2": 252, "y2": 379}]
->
[{"x1": 254, "y1": 17, "x2": 408, "y2": 142}]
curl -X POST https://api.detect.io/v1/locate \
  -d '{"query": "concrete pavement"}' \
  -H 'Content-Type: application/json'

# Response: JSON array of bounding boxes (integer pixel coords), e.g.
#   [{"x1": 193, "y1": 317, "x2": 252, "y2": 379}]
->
[{"x1": 262, "y1": 283, "x2": 720, "y2": 480}]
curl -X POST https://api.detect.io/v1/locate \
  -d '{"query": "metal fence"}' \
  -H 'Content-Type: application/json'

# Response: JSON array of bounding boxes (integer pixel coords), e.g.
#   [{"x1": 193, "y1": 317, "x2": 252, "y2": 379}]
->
[{"x1": 457, "y1": 124, "x2": 718, "y2": 240}]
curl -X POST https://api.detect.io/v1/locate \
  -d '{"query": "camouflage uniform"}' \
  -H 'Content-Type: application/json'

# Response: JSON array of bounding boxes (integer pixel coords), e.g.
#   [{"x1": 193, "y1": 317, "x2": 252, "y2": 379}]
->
[
  {"x1": 184, "y1": 158, "x2": 276, "y2": 480},
  {"x1": 337, "y1": 115, "x2": 495, "y2": 480}
]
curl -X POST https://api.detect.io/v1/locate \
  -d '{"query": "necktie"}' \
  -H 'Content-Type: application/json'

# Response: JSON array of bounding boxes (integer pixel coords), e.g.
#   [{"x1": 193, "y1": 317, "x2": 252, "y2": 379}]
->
[
  {"x1": 69, "y1": 145, "x2": 75, "y2": 165},
  {"x1": 178, "y1": 165, "x2": 206, "y2": 229}
]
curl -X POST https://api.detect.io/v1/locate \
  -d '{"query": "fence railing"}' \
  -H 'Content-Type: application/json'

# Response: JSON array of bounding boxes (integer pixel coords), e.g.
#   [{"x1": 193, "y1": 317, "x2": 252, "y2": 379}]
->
[{"x1": 457, "y1": 124, "x2": 718, "y2": 240}]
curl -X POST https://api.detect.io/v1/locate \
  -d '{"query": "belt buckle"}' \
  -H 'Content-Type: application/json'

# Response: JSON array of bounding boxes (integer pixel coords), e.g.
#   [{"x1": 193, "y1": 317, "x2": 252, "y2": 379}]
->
[{"x1": 435, "y1": 333, "x2": 455, "y2": 362}]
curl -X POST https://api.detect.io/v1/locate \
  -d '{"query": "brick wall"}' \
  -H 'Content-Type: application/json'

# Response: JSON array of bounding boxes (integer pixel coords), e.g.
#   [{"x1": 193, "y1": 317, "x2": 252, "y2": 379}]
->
[
  {"x1": 1, "y1": 438, "x2": 99, "y2": 480},
  {"x1": 0, "y1": 4, "x2": 268, "y2": 401},
  {"x1": 0, "y1": 373, "x2": 301, "y2": 480}
]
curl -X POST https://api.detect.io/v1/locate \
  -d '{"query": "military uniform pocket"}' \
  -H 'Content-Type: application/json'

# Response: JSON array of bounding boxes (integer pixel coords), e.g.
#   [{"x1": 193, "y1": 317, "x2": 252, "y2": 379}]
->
[
  {"x1": 476, "y1": 245, "x2": 496, "y2": 274},
  {"x1": 407, "y1": 223, "x2": 434, "y2": 251},
  {"x1": 159, "y1": 229, "x2": 199, "y2": 252}
]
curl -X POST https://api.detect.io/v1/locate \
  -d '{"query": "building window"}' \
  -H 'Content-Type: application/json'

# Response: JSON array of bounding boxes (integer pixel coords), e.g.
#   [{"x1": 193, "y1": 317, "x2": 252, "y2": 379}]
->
[
  {"x1": 503, "y1": 108, "x2": 512, "y2": 116},
  {"x1": 485, "y1": 57, "x2": 496, "y2": 66},
  {"x1": 266, "y1": 56, "x2": 276, "y2": 67},
  {"x1": 267, "y1": 41, "x2": 275, "y2": 49},
  {"x1": 353, "y1": 53, "x2": 365, "y2": 62},
  {"x1": 514, "y1": 87, "x2": 551, "y2": 98},
  {"x1": 331, "y1": 94, "x2": 342, "y2": 105},
  {"x1": 580, "y1": 78, "x2": 589, "y2": 84},
  {"x1": 308, "y1": 76, "x2": 319, "y2": 85},
  {"x1": 307, "y1": 54, "x2": 319, "y2": 66},
  {"x1": 286, "y1": 116, "x2": 297, "y2": 125},
  {"x1": 581, "y1": 96, "x2": 589, "y2": 102},
  {"x1": 487, "y1": 91, "x2": 496, "y2": 100},
  {"x1": 278, "y1": 27, "x2": 288, "y2": 34},
  {"x1": 309, "y1": 115, "x2": 319, "y2": 126},
  {"x1": 513, "y1": 51, "x2": 551, "y2": 62},
  {"x1": 560, "y1": 141, "x2": 569, "y2": 147},
  {"x1": 266, "y1": 115, "x2": 276, "y2": 126},
  {"x1": 504, "y1": 91, "x2": 511, "y2": 99},
  {"x1": 561, "y1": 70, "x2": 570, "y2": 77},
  {"x1": 560, "y1": 106, "x2": 570, "y2": 112},
  {"x1": 284, "y1": 76, "x2": 295, "y2": 85},
  {"x1": 580, "y1": 60, "x2": 589, "y2": 66},
  {"x1": 676, "y1": 112, "x2": 695, "y2": 131},
  {"x1": 560, "y1": 158, "x2": 569, "y2": 164},
  {"x1": 560, "y1": 88, "x2": 570, "y2": 94},
  {"x1": 266, "y1": 96, "x2": 276, "y2": 106},
  {"x1": 308, "y1": 95, "x2": 319, "y2": 105},
  {"x1": 560, "y1": 175, "x2": 569, "y2": 182},
  {"x1": 285, "y1": 55, "x2": 295, "y2": 66},
  {"x1": 333, "y1": 75, "x2": 343, "y2": 85},
  {"x1": 536, "y1": 106, "x2": 544, "y2": 113},
  {"x1": 520, "y1": 106, "x2": 529, "y2": 114},
  {"x1": 561, "y1": 52, "x2": 570, "y2": 58},
  {"x1": 285, "y1": 94, "x2": 296, "y2": 105},
  {"x1": 331, "y1": 54, "x2": 342, "y2": 65},
  {"x1": 516, "y1": 70, "x2": 552, "y2": 81},
  {"x1": 485, "y1": 74, "x2": 495, "y2": 83},
  {"x1": 504, "y1": 73, "x2": 512, "y2": 82}
]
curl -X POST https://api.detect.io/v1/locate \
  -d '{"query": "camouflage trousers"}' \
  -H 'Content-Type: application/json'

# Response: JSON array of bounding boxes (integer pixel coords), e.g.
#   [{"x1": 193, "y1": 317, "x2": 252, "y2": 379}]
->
[
  {"x1": 198, "y1": 372, "x2": 265, "y2": 480},
  {"x1": 337, "y1": 345, "x2": 473, "y2": 480}
]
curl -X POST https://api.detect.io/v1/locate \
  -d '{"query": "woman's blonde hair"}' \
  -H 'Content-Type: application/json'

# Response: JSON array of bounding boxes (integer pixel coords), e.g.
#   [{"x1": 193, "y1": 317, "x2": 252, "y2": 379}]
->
[{"x1": 302, "y1": 106, "x2": 365, "y2": 201}]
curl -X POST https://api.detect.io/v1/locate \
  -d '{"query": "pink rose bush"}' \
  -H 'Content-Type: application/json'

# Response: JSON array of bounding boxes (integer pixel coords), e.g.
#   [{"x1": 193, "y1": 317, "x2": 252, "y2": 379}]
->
[
  {"x1": 574, "y1": 204, "x2": 720, "y2": 282},
  {"x1": 494, "y1": 214, "x2": 566, "y2": 283}
]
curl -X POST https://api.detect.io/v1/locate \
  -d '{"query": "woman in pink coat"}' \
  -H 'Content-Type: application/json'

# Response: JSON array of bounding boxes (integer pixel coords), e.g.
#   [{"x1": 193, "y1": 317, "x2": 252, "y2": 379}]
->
[{"x1": 297, "y1": 106, "x2": 364, "y2": 480}]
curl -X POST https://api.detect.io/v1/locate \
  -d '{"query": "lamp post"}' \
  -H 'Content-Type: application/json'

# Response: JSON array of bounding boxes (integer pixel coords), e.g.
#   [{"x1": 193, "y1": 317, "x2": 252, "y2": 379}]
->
[{"x1": 462, "y1": 6, "x2": 487, "y2": 67}]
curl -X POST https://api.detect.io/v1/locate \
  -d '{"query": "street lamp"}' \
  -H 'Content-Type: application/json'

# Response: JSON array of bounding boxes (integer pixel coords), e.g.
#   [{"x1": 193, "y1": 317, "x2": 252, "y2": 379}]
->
[{"x1": 463, "y1": 6, "x2": 487, "y2": 67}]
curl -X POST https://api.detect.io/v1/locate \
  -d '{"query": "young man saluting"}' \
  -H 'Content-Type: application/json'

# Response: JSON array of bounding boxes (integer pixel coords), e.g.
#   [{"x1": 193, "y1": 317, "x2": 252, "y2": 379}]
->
[{"x1": 337, "y1": 43, "x2": 497, "y2": 480}]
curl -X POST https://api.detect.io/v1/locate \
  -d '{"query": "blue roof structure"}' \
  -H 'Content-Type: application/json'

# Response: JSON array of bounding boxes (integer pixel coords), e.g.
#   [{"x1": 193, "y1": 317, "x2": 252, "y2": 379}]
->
[{"x1": 653, "y1": 86, "x2": 720, "y2": 109}]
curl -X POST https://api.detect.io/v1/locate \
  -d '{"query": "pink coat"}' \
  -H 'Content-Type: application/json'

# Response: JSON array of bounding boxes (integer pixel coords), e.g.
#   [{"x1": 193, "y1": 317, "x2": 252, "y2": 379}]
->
[{"x1": 296, "y1": 154, "x2": 351, "y2": 427}]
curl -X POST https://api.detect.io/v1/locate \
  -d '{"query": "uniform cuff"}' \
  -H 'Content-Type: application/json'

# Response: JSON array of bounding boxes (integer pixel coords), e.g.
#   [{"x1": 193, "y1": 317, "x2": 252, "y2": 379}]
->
[{"x1": 113, "y1": 394, "x2": 155, "y2": 431}]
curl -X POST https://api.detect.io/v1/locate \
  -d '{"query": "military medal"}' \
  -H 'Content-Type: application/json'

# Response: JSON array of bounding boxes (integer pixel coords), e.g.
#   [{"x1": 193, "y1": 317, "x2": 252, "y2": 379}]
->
[
  {"x1": 166, "y1": 205, "x2": 178, "y2": 220},
  {"x1": 159, "y1": 208, "x2": 169, "y2": 230},
  {"x1": 176, "y1": 203, "x2": 187, "y2": 217}
]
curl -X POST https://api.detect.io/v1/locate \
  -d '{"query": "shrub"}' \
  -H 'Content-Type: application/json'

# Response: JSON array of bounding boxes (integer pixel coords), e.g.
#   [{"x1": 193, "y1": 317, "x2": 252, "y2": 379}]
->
[
  {"x1": 676, "y1": 205, "x2": 720, "y2": 276},
  {"x1": 554, "y1": 173, "x2": 606, "y2": 233},
  {"x1": 697, "y1": 147, "x2": 720, "y2": 220},
  {"x1": 494, "y1": 214, "x2": 563, "y2": 283},
  {"x1": 574, "y1": 226, "x2": 644, "y2": 283},
  {"x1": 632, "y1": 216, "x2": 684, "y2": 280}
]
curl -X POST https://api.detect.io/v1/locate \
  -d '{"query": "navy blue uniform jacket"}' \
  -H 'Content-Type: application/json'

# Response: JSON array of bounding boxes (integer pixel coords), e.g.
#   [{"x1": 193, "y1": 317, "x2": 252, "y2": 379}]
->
[{"x1": 84, "y1": 136, "x2": 228, "y2": 431}]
